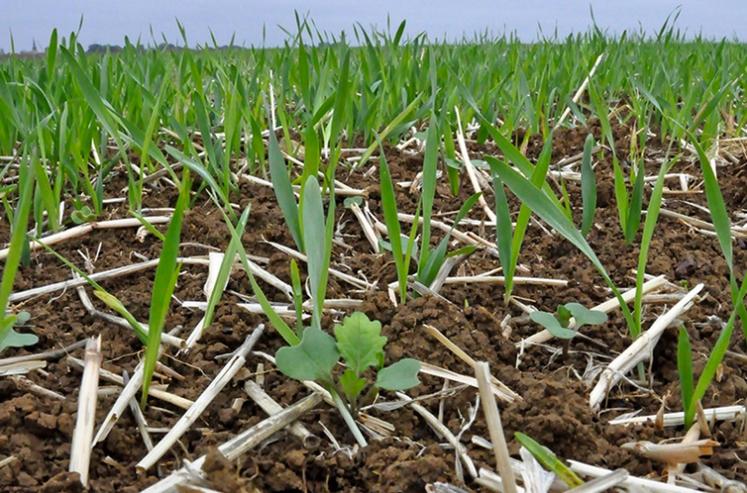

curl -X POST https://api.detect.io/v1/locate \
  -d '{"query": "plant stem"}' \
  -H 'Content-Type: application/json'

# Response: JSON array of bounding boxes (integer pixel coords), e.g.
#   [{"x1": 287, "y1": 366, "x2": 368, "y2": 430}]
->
[{"x1": 330, "y1": 387, "x2": 367, "y2": 447}]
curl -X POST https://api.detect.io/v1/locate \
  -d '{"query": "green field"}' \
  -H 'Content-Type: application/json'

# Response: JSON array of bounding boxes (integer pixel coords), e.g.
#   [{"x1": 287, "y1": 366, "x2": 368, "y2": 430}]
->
[{"x1": 1, "y1": 21, "x2": 746, "y2": 491}]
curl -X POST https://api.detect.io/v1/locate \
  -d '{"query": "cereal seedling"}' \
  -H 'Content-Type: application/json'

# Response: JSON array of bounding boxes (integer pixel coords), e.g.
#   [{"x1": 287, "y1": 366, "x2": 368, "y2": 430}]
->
[{"x1": 0, "y1": 158, "x2": 38, "y2": 353}]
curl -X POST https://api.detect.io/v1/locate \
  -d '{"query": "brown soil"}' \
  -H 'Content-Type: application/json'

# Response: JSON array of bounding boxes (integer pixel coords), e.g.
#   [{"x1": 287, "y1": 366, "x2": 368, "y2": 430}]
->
[{"x1": 1, "y1": 124, "x2": 746, "y2": 492}]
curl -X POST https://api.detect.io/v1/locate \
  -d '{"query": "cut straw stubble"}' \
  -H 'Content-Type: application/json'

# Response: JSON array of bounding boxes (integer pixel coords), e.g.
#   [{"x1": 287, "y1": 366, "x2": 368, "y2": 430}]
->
[
  {"x1": 182, "y1": 251, "x2": 225, "y2": 350},
  {"x1": 0, "y1": 216, "x2": 171, "y2": 261},
  {"x1": 395, "y1": 391, "x2": 478, "y2": 480},
  {"x1": 474, "y1": 361, "x2": 518, "y2": 493},
  {"x1": 9, "y1": 256, "x2": 209, "y2": 304},
  {"x1": 137, "y1": 325, "x2": 265, "y2": 471},
  {"x1": 69, "y1": 336, "x2": 102, "y2": 487},
  {"x1": 67, "y1": 356, "x2": 193, "y2": 410},
  {"x1": 454, "y1": 107, "x2": 497, "y2": 223},
  {"x1": 76, "y1": 282, "x2": 185, "y2": 349},
  {"x1": 589, "y1": 283, "x2": 704, "y2": 410},
  {"x1": 568, "y1": 461, "x2": 702, "y2": 493},
  {"x1": 608, "y1": 404, "x2": 745, "y2": 427},
  {"x1": 423, "y1": 324, "x2": 519, "y2": 402},
  {"x1": 140, "y1": 392, "x2": 323, "y2": 493},
  {"x1": 123, "y1": 371, "x2": 154, "y2": 452},
  {"x1": 243, "y1": 380, "x2": 321, "y2": 450},
  {"x1": 92, "y1": 360, "x2": 147, "y2": 445}
]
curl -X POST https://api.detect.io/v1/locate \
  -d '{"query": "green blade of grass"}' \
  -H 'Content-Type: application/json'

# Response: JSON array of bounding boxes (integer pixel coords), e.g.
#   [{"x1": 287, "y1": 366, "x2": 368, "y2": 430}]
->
[
  {"x1": 219, "y1": 205, "x2": 300, "y2": 346},
  {"x1": 141, "y1": 171, "x2": 190, "y2": 407},
  {"x1": 633, "y1": 157, "x2": 675, "y2": 337},
  {"x1": 379, "y1": 152, "x2": 407, "y2": 303},
  {"x1": 417, "y1": 116, "x2": 438, "y2": 274},
  {"x1": 202, "y1": 207, "x2": 250, "y2": 332},
  {"x1": 491, "y1": 168, "x2": 513, "y2": 283},
  {"x1": 677, "y1": 327, "x2": 694, "y2": 427},
  {"x1": 269, "y1": 131, "x2": 303, "y2": 252},
  {"x1": 624, "y1": 161, "x2": 646, "y2": 243},
  {"x1": 301, "y1": 176, "x2": 331, "y2": 329},
  {"x1": 0, "y1": 157, "x2": 36, "y2": 350},
  {"x1": 492, "y1": 159, "x2": 637, "y2": 333},
  {"x1": 515, "y1": 432, "x2": 584, "y2": 488},
  {"x1": 419, "y1": 192, "x2": 480, "y2": 285},
  {"x1": 691, "y1": 136, "x2": 747, "y2": 337},
  {"x1": 580, "y1": 134, "x2": 597, "y2": 236},
  {"x1": 686, "y1": 274, "x2": 747, "y2": 425}
]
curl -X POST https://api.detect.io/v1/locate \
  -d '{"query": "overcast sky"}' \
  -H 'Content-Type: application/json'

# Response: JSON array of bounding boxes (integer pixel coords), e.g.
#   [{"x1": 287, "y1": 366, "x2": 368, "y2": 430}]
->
[{"x1": 2, "y1": 0, "x2": 745, "y2": 51}]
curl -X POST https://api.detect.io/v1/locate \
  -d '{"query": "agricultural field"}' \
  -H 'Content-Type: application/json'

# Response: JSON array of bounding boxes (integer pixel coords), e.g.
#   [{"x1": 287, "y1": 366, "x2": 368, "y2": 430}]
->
[{"x1": 1, "y1": 20, "x2": 746, "y2": 492}]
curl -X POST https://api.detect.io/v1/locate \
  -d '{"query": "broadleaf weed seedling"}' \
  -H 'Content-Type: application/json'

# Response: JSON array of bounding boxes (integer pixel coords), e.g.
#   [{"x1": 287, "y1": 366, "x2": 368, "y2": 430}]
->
[
  {"x1": 276, "y1": 311, "x2": 420, "y2": 415},
  {"x1": 529, "y1": 303, "x2": 607, "y2": 357}
]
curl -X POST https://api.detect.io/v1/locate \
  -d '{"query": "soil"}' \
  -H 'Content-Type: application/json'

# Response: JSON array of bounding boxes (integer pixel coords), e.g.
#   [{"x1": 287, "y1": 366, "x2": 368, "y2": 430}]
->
[{"x1": 1, "y1": 123, "x2": 746, "y2": 492}]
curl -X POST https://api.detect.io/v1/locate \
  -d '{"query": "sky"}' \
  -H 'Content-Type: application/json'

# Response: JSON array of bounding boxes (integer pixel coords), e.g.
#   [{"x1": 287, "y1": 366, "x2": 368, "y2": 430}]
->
[{"x1": 2, "y1": 0, "x2": 746, "y2": 51}]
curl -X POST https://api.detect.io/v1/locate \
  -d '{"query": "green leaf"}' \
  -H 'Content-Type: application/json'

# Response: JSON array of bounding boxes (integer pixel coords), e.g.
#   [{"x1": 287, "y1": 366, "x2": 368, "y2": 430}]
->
[
  {"x1": 289, "y1": 259, "x2": 304, "y2": 335},
  {"x1": 203, "y1": 207, "x2": 250, "y2": 332},
  {"x1": 580, "y1": 134, "x2": 597, "y2": 236},
  {"x1": 221, "y1": 206, "x2": 300, "y2": 346},
  {"x1": 529, "y1": 311, "x2": 577, "y2": 339},
  {"x1": 379, "y1": 153, "x2": 407, "y2": 303},
  {"x1": 515, "y1": 432, "x2": 584, "y2": 488},
  {"x1": 555, "y1": 305, "x2": 572, "y2": 327},
  {"x1": 419, "y1": 192, "x2": 480, "y2": 286},
  {"x1": 141, "y1": 171, "x2": 189, "y2": 407},
  {"x1": 301, "y1": 176, "x2": 328, "y2": 329},
  {"x1": 340, "y1": 368, "x2": 368, "y2": 402},
  {"x1": 94, "y1": 290, "x2": 148, "y2": 344},
  {"x1": 0, "y1": 157, "x2": 35, "y2": 351},
  {"x1": 492, "y1": 159, "x2": 636, "y2": 335},
  {"x1": 691, "y1": 139, "x2": 732, "y2": 271},
  {"x1": 418, "y1": 116, "x2": 438, "y2": 274},
  {"x1": 624, "y1": 161, "x2": 645, "y2": 243},
  {"x1": 564, "y1": 303, "x2": 608, "y2": 328},
  {"x1": 0, "y1": 326, "x2": 38, "y2": 352},
  {"x1": 633, "y1": 157, "x2": 675, "y2": 337},
  {"x1": 491, "y1": 170, "x2": 513, "y2": 288},
  {"x1": 15, "y1": 311, "x2": 30, "y2": 325},
  {"x1": 376, "y1": 358, "x2": 421, "y2": 391},
  {"x1": 334, "y1": 312, "x2": 387, "y2": 375},
  {"x1": 691, "y1": 136, "x2": 747, "y2": 338},
  {"x1": 677, "y1": 327, "x2": 694, "y2": 427},
  {"x1": 269, "y1": 131, "x2": 302, "y2": 251},
  {"x1": 276, "y1": 327, "x2": 339, "y2": 382},
  {"x1": 687, "y1": 274, "x2": 747, "y2": 423},
  {"x1": 343, "y1": 196, "x2": 363, "y2": 208},
  {"x1": 504, "y1": 134, "x2": 554, "y2": 299}
]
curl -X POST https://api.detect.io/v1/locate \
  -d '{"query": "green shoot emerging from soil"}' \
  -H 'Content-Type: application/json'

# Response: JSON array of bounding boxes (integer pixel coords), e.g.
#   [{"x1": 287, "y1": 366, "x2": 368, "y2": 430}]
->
[
  {"x1": 379, "y1": 139, "x2": 480, "y2": 303},
  {"x1": 529, "y1": 303, "x2": 607, "y2": 357},
  {"x1": 0, "y1": 157, "x2": 38, "y2": 353},
  {"x1": 515, "y1": 432, "x2": 584, "y2": 488}
]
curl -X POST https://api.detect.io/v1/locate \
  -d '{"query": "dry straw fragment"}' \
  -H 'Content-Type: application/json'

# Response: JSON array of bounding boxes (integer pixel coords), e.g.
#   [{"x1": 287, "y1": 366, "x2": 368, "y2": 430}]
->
[
  {"x1": 69, "y1": 336, "x2": 102, "y2": 487},
  {"x1": 589, "y1": 283, "x2": 703, "y2": 410}
]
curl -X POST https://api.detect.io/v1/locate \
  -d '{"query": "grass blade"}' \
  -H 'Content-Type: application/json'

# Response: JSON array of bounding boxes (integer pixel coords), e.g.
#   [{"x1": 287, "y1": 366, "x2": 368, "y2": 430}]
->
[
  {"x1": 492, "y1": 159, "x2": 636, "y2": 332},
  {"x1": 0, "y1": 157, "x2": 36, "y2": 350},
  {"x1": 141, "y1": 171, "x2": 189, "y2": 407},
  {"x1": 580, "y1": 134, "x2": 597, "y2": 236},
  {"x1": 269, "y1": 131, "x2": 303, "y2": 251},
  {"x1": 379, "y1": 153, "x2": 407, "y2": 303},
  {"x1": 515, "y1": 432, "x2": 584, "y2": 488},
  {"x1": 418, "y1": 116, "x2": 438, "y2": 274},
  {"x1": 677, "y1": 327, "x2": 694, "y2": 427}
]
